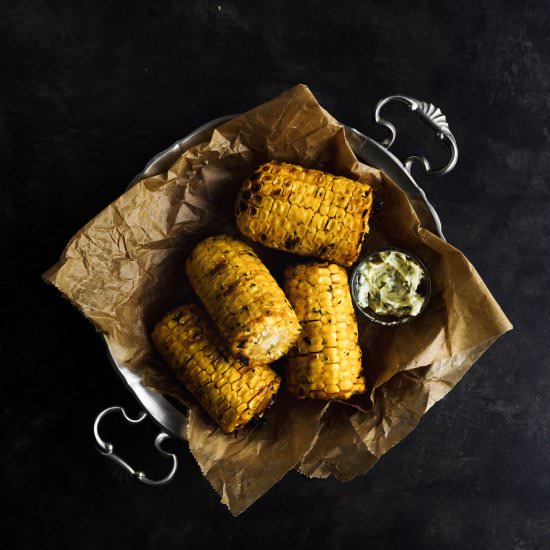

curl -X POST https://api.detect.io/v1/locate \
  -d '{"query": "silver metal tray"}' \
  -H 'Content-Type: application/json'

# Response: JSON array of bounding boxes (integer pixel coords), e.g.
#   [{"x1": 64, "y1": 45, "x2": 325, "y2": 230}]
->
[{"x1": 93, "y1": 95, "x2": 458, "y2": 485}]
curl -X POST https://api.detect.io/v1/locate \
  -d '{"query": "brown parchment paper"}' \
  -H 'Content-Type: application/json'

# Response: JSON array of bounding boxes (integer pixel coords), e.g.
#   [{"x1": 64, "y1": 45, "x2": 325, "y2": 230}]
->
[{"x1": 44, "y1": 84, "x2": 512, "y2": 516}]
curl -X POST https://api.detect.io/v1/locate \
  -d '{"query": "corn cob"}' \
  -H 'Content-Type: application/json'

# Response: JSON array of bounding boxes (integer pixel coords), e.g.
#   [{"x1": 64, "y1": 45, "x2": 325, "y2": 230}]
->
[
  {"x1": 186, "y1": 235, "x2": 301, "y2": 365},
  {"x1": 284, "y1": 263, "x2": 365, "y2": 400},
  {"x1": 152, "y1": 303, "x2": 281, "y2": 433},
  {"x1": 235, "y1": 161, "x2": 374, "y2": 267}
]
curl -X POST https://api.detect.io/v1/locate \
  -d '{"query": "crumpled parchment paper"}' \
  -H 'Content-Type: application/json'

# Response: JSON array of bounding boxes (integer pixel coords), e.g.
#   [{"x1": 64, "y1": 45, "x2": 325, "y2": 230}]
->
[{"x1": 44, "y1": 84, "x2": 512, "y2": 515}]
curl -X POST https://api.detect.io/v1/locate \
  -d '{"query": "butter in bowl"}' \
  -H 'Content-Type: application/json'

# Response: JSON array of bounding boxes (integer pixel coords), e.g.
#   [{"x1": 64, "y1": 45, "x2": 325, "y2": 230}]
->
[{"x1": 350, "y1": 248, "x2": 431, "y2": 326}]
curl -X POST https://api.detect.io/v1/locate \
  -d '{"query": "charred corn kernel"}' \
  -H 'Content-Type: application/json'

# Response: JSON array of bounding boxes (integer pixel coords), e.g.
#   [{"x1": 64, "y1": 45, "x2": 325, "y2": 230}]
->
[
  {"x1": 284, "y1": 263, "x2": 366, "y2": 400},
  {"x1": 235, "y1": 161, "x2": 374, "y2": 266},
  {"x1": 186, "y1": 235, "x2": 301, "y2": 365},
  {"x1": 152, "y1": 304, "x2": 281, "y2": 433}
]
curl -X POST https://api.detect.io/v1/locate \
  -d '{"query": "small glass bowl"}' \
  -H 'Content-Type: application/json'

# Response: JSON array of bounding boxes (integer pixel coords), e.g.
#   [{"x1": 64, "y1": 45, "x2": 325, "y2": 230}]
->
[{"x1": 349, "y1": 247, "x2": 431, "y2": 326}]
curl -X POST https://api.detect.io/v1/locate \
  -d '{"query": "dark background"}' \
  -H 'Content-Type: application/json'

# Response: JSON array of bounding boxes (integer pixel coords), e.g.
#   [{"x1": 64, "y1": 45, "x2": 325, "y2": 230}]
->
[{"x1": 2, "y1": 1, "x2": 549, "y2": 548}]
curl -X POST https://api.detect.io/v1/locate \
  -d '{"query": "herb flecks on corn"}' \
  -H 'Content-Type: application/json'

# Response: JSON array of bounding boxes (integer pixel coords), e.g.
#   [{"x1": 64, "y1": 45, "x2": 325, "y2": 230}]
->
[
  {"x1": 186, "y1": 235, "x2": 301, "y2": 365},
  {"x1": 284, "y1": 263, "x2": 365, "y2": 400},
  {"x1": 236, "y1": 161, "x2": 374, "y2": 266},
  {"x1": 152, "y1": 303, "x2": 281, "y2": 433}
]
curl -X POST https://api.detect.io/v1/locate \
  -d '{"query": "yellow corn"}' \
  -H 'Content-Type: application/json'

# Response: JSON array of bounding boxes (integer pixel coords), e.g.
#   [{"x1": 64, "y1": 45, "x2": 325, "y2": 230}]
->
[
  {"x1": 186, "y1": 234, "x2": 301, "y2": 365},
  {"x1": 235, "y1": 161, "x2": 374, "y2": 266},
  {"x1": 152, "y1": 303, "x2": 281, "y2": 433},
  {"x1": 284, "y1": 262, "x2": 365, "y2": 400}
]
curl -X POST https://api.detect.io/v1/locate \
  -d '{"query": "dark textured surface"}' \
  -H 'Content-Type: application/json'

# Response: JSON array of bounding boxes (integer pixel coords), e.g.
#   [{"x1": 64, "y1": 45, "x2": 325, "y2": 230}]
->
[{"x1": 2, "y1": 1, "x2": 549, "y2": 548}]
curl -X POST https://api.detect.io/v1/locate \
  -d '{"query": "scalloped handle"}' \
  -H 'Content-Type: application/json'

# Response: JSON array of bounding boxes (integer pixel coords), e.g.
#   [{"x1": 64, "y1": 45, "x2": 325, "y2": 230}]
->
[
  {"x1": 93, "y1": 406, "x2": 178, "y2": 486},
  {"x1": 374, "y1": 95, "x2": 458, "y2": 176}
]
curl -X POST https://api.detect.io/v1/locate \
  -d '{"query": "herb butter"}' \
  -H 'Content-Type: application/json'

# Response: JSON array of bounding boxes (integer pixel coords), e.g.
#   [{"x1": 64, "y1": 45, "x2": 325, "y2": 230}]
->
[{"x1": 355, "y1": 250, "x2": 426, "y2": 317}]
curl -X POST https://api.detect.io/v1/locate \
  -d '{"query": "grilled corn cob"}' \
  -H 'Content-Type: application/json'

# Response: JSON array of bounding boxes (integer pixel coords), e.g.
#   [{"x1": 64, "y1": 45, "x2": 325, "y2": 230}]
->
[
  {"x1": 152, "y1": 303, "x2": 281, "y2": 433},
  {"x1": 284, "y1": 263, "x2": 365, "y2": 400},
  {"x1": 235, "y1": 161, "x2": 374, "y2": 266},
  {"x1": 186, "y1": 235, "x2": 301, "y2": 365}
]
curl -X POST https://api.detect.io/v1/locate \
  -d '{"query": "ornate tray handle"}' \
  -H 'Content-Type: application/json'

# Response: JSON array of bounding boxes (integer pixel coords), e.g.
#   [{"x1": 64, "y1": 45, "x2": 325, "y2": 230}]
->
[
  {"x1": 374, "y1": 95, "x2": 458, "y2": 176},
  {"x1": 93, "y1": 406, "x2": 178, "y2": 486}
]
